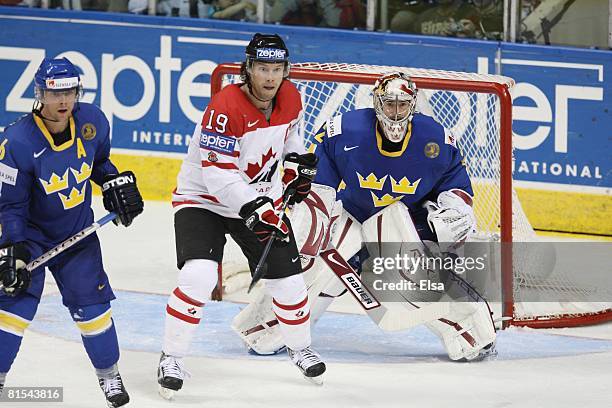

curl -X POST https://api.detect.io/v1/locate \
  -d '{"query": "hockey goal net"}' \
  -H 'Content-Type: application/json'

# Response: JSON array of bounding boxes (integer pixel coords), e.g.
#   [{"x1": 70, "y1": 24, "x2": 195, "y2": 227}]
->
[{"x1": 210, "y1": 62, "x2": 611, "y2": 329}]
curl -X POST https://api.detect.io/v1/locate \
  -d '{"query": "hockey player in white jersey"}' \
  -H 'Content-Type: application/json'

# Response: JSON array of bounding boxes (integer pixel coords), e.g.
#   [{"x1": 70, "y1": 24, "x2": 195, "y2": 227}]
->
[
  {"x1": 234, "y1": 71, "x2": 496, "y2": 362},
  {"x1": 157, "y1": 33, "x2": 324, "y2": 398}
]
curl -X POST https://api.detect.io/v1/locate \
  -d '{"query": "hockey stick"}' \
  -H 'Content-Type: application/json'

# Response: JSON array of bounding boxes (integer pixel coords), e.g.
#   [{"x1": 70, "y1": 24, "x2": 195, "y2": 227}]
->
[
  {"x1": 319, "y1": 247, "x2": 451, "y2": 331},
  {"x1": 0, "y1": 212, "x2": 118, "y2": 292},
  {"x1": 247, "y1": 190, "x2": 295, "y2": 293}
]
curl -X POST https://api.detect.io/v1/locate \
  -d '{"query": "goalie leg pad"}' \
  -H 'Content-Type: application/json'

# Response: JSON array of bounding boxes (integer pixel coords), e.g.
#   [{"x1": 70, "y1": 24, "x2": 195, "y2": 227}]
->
[
  {"x1": 425, "y1": 300, "x2": 496, "y2": 361},
  {"x1": 232, "y1": 208, "x2": 363, "y2": 355},
  {"x1": 289, "y1": 183, "x2": 338, "y2": 258}
]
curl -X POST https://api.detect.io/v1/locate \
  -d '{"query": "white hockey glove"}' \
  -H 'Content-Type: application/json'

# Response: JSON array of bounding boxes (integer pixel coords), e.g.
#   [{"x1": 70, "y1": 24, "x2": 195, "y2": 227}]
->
[{"x1": 424, "y1": 190, "x2": 476, "y2": 250}]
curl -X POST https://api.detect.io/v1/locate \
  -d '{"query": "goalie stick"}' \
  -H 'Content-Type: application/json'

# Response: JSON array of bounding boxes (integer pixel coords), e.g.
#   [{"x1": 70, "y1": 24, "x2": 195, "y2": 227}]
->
[
  {"x1": 0, "y1": 212, "x2": 117, "y2": 292},
  {"x1": 318, "y1": 247, "x2": 451, "y2": 331},
  {"x1": 238, "y1": 246, "x2": 452, "y2": 340}
]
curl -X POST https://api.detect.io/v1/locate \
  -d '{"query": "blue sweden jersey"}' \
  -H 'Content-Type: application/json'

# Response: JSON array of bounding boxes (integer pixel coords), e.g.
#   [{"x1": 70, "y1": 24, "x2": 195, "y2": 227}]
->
[
  {"x1": 312, "y1": 108, "x2": 472, "y2": 234},
  {"x1": 0, "y1": 103, "x2": 117, "y2": 250}
]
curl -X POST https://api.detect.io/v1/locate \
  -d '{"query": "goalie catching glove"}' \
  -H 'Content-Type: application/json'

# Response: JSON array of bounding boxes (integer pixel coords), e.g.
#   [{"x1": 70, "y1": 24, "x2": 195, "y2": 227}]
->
[
  {"x1": 424, "y1": 189, "x2": 476, "y2": 247},
  {"x1": 102, "y1": 171, "x2": 144, "y2": 227},
  {"x1": 239, "y1": 197, "x2": 290, "y2": 243},
  {"x1": 0, "y1": 243, "x2": 32, "y2": 297},
  {"x1": 282, "y1": 153, "x2": 318, "y2": 205}
]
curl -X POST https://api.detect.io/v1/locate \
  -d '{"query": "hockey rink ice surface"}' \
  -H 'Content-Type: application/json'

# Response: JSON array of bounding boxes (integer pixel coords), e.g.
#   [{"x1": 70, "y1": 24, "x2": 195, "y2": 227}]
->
[{"x1": 8, "y1": 199, "x2": 612, "y2": 408}]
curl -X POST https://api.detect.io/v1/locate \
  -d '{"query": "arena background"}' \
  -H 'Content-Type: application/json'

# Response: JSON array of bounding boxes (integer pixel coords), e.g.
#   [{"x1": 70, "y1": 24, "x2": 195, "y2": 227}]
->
[{"x1": 0, "y1": 6, "x2": 609, "y2": 236}]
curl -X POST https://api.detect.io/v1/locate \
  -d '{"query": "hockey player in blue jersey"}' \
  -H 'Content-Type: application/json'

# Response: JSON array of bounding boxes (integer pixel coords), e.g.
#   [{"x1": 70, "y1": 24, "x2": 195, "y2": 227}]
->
[
  {"x1": 234, "y1": 71, "x2": 496, "y2": 361},
  {"x1": 313, "y1": 71, "x2": 474, "y2": 238},
  {"x1": 0, "y1": 57, "x2": 144, "y2": 407},
  {"x1": 307, "y1": 71, "x2": 496, "y2": 360}
]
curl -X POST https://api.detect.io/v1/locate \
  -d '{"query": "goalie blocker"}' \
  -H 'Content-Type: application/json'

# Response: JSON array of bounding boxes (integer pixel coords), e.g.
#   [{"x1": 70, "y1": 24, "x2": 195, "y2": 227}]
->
[{"x1": 233, "y1": 185, "x2": 496, "y2": 361}]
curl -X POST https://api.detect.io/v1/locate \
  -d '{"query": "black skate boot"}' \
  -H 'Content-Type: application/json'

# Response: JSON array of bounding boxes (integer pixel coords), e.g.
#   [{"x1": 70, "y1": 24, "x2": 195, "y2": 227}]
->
[
  {"x1": 287, "y1": 346, "x2": 326, "y2": 385},
  {"x1": 97, "y1": 371, "x2": 129, "y2": 407},
  {"x1": 157, "y1": 352, "x2": 190, "y2": 400}
]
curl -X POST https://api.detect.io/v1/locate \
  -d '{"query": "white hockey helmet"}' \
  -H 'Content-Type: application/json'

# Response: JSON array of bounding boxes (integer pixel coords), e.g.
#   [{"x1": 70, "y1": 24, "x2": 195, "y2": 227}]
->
[{"x1": 373, "y1": 72, "x2": 418, "y2": 143}]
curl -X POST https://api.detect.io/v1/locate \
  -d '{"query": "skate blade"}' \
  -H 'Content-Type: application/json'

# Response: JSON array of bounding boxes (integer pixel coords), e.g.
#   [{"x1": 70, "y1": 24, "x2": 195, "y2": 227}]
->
[
  {"x1": 158, "y1": 385, "x2": 176, "y2": 400},
  {"x1": 304, "y1": 374, "x2": 324, "y2": 386}
]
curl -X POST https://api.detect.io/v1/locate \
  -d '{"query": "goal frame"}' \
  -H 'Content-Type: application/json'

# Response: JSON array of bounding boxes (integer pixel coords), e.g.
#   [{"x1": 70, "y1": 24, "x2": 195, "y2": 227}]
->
[{"x1": 209, "y1": 62, "x2": 610, "y2": 329}]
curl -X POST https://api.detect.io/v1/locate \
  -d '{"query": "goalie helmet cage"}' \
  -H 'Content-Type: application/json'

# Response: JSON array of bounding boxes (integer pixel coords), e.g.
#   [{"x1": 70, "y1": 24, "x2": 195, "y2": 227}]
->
[{"x1": 209, "y1": 62, "x2": 611, "y2": 330}]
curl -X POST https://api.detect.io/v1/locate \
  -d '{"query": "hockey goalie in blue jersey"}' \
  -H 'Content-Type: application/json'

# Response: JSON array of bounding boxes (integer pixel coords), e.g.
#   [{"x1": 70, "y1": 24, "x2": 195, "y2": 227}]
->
[
  {"x1": 0, "y1": 58, "x2": 143, "y2": 407},
  {"x1": 313, "y1": 72, "x2": 475, "y2": 241},
  {"x1": 234, "y1": 72, "x2": 496, "y2": 363}
]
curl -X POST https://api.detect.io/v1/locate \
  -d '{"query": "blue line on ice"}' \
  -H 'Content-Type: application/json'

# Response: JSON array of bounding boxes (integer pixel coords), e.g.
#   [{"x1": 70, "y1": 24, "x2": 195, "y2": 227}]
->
[{"x1": 30, "y1": 291, "x2": 612, "y2": 363}]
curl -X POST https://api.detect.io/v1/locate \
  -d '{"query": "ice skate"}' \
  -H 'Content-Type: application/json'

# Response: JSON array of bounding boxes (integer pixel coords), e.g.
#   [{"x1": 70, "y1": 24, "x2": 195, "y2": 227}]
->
[
  {"x1": 97, "y1": 372, "x2": 129, "y2": 407},
  {"x1": 157, "y1": 352, "x2": 190, "y2": 400},
  {"x1": 288, "y1": 346, "x2": 326, "y2": 385},
  {"x1": 465, "y1": 341, "x2": 498, "y2": 362}
]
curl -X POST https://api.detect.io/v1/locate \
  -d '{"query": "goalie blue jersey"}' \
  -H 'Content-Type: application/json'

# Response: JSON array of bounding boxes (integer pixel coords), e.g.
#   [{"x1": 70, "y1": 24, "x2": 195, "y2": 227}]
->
[
  {"x1": 312, "y1": 108, "x2": 472, "y2": 229},
  {"x1": 0, "y1": 103, "x2": 118, "y2": 250}
]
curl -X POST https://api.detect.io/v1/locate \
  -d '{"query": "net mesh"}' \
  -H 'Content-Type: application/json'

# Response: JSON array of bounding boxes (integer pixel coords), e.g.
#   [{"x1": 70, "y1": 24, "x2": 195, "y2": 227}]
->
[{"x1": 217, "y1": 62, "x2": 610, "y2": 327}]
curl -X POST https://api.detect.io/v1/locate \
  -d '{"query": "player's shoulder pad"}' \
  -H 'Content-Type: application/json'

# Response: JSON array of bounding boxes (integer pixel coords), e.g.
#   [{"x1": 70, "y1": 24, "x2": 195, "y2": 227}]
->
[
  {"x1": 277, "y1": 80, "x2": 302, "y2": 107},
  {"x1": 323, "y1": 108, "x2": 374, "y2": 140},
  {"x1": 2, "y1": 113, "x2": 35, "y2": 147},
  {"x1": 76, "y1": 102, "x2": 110, "y2": 125},
  {"x1": 412, "y1": 112, "x2": 457, "y2": 147}
]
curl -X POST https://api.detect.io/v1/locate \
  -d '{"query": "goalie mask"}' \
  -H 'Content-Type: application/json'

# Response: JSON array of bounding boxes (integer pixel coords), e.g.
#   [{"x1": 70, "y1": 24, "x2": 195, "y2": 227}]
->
[{"x1": 373, "y1": 72, "x2": 418, "y2": 143}]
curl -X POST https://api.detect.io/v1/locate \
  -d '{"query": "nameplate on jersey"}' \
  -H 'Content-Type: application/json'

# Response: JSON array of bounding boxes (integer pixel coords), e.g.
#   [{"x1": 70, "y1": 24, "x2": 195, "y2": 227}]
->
[
  {"x1": 200, "y1": 132, "x2": 236, "y2": 156},
  {"x1": 0, "y1": 162, "x2": 18, "y2": 186},
  {"x1": 326, "y1": 115, "x2": 343, "y2": 138}
]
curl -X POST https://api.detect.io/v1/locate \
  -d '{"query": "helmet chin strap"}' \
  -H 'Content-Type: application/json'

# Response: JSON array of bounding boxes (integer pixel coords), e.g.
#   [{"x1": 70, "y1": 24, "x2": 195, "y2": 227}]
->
[
  {"x1": 32, "y1": 100, "x2": 79, "y2": 125},
  {"x1": 32, "y1": 102, "x2": 61, "y2": 123}
]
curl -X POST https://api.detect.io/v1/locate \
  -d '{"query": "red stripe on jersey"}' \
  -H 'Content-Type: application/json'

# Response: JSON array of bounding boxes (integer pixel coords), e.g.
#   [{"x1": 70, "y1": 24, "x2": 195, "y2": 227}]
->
[
  {"x1": 173, "y1": 287, "x2": 205, "y2": 307},
  {"x1": 166, "y1": 305, "x2": 200, "y2": 324},
  {"x1": 201, "y1": 161, "x2": 239, "y2": 170},
  {"x1": 275, "y1": 311, "x2": 310, "y2": 326},
  {"x1": 200, "y1": 147, "x2": 240, "y2": 158},
  {"x1": 273, "y1": 296, "x2": 308, "y2": 311}
]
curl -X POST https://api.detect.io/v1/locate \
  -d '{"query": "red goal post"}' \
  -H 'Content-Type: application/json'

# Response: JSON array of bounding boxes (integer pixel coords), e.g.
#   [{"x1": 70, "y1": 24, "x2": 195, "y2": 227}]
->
[{"x1": 209, "y1": 62, "x2": 611, "y2": 329}]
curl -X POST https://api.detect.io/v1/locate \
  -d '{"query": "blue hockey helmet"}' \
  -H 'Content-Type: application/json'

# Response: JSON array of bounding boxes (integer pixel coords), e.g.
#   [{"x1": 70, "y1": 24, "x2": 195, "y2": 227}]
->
[{"x1": 34, "y1": 57, "x2": 81, "y2": 101}]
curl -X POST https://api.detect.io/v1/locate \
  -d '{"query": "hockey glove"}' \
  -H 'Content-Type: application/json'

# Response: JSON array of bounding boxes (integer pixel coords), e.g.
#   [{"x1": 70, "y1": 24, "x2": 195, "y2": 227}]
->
[
  {"x1": 282, "y1": 153, "x2": 318, "y2": 205},
  {"x1": 239, "y1": 197, "x2": 290, "y2": 243},
  {"x1": 0, "y1": 243, "x2": 32, "y2": 297},
  {"x1": 102, "y1": 171, "x2": 144, "y2": 227},
  {"x1": 424, "y1": 190, "x2": 476, "y2": 251}
]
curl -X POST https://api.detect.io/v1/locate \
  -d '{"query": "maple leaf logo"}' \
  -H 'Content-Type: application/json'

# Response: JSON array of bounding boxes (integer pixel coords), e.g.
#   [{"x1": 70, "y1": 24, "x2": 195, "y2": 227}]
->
[{"x1": 245, "y1": 148, "x2": 277, "y2": 179}]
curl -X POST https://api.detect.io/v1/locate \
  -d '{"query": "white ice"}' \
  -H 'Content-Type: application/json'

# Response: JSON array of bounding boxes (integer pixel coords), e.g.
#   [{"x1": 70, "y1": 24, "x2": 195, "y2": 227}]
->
[{"x1": 6, "y1": 198, "x2": 612, "y2": 408}]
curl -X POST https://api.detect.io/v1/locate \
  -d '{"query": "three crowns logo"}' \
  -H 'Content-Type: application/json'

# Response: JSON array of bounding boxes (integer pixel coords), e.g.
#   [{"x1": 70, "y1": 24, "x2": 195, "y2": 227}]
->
[
  {"x1": 39, "y1": 170, "x2": 69, "y2": 194},
  {"x1": 390, "y1": 176, "x2": 421, "y2": 194},
  {"x1": 357, "y1": 172, "x2": 386, "y2": 190}
]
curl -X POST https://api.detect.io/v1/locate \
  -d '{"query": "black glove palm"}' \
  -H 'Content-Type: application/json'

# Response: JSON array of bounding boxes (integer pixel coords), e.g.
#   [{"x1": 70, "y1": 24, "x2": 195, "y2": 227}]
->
[
  {"x1": 0, "y1": 243, "x2": 31, "y2": 297},
  {"x1": 239, "y1": 197, "x2": 289, "y2": 243},
  {"x1": 102, "y1": 171, "x2": 144, "y2": 227}
]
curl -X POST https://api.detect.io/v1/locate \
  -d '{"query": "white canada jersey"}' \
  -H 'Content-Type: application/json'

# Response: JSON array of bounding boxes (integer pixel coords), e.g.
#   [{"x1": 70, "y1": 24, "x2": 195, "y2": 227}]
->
[{"x1": 173, "y1": 81, "x2": 305, "y2": 218}]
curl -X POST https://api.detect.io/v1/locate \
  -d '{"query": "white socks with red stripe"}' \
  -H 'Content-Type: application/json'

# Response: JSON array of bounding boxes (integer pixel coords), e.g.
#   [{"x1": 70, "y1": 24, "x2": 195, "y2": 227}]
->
[
  {"x1": 264, "y1": 274, "x2": 311, "y2": 351},
  {"x1": 163, "y1": 259, "x2": 219, "y2": 357}
]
